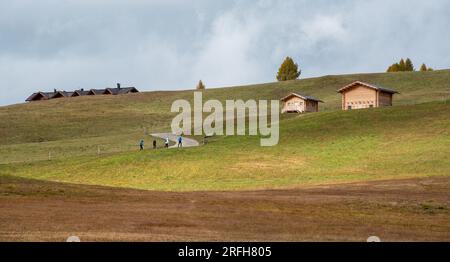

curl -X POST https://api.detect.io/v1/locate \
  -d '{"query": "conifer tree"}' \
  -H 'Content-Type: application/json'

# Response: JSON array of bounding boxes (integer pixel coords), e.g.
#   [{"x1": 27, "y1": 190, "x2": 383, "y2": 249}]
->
[
  {"x1": 420, "y1": 63, "x2": 428, "y2": 72},
  {"x1": 387, "y1": 63, "x2": 400, "y2": 72},
  {"x1": 276, "y1": 57, "x2": 301, "y2": 81},
  {"x1": 405, "y1": 58, "x2": 414, "y2": 71},
  {"x1": 398, "y1": 59, "x2": 406, "y2": 71},
  {"x1": 196, "y1": 80, "x2": 205, "y2": 90},
  {"x1": 391, "y1": 63, "x2": 400, "y2": 72}
]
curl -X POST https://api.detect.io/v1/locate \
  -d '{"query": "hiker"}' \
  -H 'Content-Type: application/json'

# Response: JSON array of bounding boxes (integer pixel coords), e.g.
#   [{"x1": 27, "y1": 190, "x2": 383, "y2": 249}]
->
[
  {"x1": 165, "y1": 137, "x2": 169, "y2": 148},
  {"x1": 177, "y1": 135, "x2": 183, "y2": 148},
  {"x1": 139, "y1": 139, "x2": 144, "y2": 151},
  {"x1": 153, "y1": 140, "x2": 157, "y2": 149}
]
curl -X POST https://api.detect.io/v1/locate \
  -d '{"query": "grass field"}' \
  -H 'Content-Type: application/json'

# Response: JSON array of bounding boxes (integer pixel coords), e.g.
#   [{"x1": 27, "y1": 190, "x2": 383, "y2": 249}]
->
[
  {"x1": 1, "y1": 175, "x2": 449, "y2": 241},
  {"x1": 1, "y1": 69, "x2": 449, "y2": 162},
  {"x1": 0, "y1": 70, "x2": 449, "y2": 191},
  {"x1": 1, "y1": 101, "x2": 449, "y2": 191}
]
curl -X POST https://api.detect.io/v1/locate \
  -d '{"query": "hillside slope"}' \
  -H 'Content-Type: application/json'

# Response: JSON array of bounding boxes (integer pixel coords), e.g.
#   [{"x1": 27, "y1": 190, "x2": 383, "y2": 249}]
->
[
  {"x1": 0, "y1": 70, "x2": 449, "y2": 164},
  {"x1": 2, "y1": 101, "x2": 449, "y2": 191}
]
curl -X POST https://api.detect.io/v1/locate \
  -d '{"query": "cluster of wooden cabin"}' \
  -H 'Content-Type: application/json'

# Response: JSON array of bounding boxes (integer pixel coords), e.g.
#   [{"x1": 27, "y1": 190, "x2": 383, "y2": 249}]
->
[
  {"x1": 26, "y1": 83, "x2": 139, "y2": 102},
  {"x1": 281, "y1": 81, "x2": 399, "y2": 113}
]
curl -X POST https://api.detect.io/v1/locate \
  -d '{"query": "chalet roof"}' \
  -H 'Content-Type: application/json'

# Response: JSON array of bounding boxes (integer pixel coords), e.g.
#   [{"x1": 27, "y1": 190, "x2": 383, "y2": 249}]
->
[
  {"x1": 51, "y1": 91, "x2": 74, "y2": 98},
  {"x1": 72, "y1": 90, "x2": 91, "y2": 96},
  {"x1": 25, "y1": 92, "x2": 43, "y2": 101},
  {"x1": 89, "y1": 89, "x2": 107, "y2": 95},
  {"x1": 337, "y1": 81, "x2": 399, "y2": 94},
  {"x1": 25, "y1": 91, "x2": 57, "y2": 101},
  {"x1": 26, "y1": 85, "x2": 139, "y2": 101},
  {"x1": 105, "y1": 87, "x2": 139, "y2": 95},
  {"x1": 280, "y1": 92, "x2": 324, "y2": 103}
]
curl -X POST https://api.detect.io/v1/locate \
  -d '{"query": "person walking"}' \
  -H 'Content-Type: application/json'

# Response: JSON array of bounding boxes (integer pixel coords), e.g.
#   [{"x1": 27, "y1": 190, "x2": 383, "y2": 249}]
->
[
  {"x1": 165, "y1": 137, "x2": 169, "y2": 148},
  {"x1": 139, "y1": 139, "x2": 144, "y2": 151},
  {"x1": 177, "y1": 135, "x2": 183, "y2": 148}
]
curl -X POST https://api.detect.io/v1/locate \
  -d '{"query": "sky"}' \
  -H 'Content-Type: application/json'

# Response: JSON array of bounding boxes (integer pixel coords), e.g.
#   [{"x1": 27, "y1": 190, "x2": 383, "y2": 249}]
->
[{"x1": 1, "y1": 0, "x2": 450, "y2": 105}]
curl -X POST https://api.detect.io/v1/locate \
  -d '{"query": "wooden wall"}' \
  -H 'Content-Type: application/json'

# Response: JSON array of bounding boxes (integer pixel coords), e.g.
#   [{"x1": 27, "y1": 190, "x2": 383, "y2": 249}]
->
[
  {"x1": 378, "y1": 91, "x2": 393, "y2": 107},
  {"x1": 282, "y1": 96, "x2": 319, "y2": 113},
  {"x1": 342, "y1": 85, "x2": 377, "y2": 110}
]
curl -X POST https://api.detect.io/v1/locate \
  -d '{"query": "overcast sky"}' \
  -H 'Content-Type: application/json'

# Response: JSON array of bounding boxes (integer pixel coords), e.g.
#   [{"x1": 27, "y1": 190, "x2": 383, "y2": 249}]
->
[{"x1": 1, "y1": 0, "x2": 449, "y2": 105}]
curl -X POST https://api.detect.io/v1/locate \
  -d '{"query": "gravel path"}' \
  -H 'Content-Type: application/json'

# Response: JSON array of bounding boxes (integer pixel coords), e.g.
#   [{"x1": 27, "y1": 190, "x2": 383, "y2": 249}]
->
[{"x1": 151, "y1": 133, "x2": 199, "y2": 148}]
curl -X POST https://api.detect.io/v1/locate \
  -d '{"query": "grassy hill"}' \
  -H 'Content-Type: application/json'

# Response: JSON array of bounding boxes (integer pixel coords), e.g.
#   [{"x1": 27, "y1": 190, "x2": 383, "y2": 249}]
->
[
  {"x1": 1, "y1": 69, "x2": 449, "y2": 164},
  {"x1": 1, "y1": 70, "x2": 449, "y2": 243},
  {"x1": 0, "y1": 70, "x2": 449, "y2": 191},
  {"x1": 1, "y1": 101, "x2": 449, "y2": 191}
]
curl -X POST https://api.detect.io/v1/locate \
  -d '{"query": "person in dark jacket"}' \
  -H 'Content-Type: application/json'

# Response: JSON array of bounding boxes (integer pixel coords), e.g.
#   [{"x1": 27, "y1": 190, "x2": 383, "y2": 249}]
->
[
  {"x1": 177, "y1": 135, "x2": 183, "y2": 148},
  {"x1": 139, "y1": 139, "x2": 144, "y2": 151}
]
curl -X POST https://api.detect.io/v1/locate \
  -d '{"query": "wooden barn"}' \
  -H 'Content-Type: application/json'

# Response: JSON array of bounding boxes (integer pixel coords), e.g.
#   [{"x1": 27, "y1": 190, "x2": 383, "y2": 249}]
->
[
  {"x1": 281, "y1": 93, "x2": 324, "y2": 113},
  {"x1": 338, "y1": 81, "x2": 399, "y2": 110}
]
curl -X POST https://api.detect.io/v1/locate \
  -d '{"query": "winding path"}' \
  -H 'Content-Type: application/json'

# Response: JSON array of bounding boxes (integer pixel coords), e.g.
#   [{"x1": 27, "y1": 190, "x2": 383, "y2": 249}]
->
[{"x1": 151, "y1": 133, "x2": 199, "y2": 148}]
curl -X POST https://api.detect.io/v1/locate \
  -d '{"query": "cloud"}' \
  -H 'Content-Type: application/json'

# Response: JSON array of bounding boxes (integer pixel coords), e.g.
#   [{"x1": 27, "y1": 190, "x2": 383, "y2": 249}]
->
[
  {"x1": 301, "y1": 15, "x2": 348, "y2": 45},
  {"x1": 0, "y1": 0, "x2": 449, "y2": 105}
]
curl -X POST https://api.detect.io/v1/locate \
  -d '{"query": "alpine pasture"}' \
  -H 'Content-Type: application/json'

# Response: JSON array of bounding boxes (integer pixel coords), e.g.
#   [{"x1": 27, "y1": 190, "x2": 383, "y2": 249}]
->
[{"x1": 0, "y1": 70, "x2": 449, "y2": 241}]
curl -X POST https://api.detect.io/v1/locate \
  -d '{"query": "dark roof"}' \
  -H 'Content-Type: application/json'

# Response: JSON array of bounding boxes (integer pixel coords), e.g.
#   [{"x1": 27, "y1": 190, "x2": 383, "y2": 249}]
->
[
  {"x1": 89, "y1": 89, "x2": 107, "y2": 95},
  {"x1": 280, "y1": 93, "x2": 324, "y2": 103},
  {"x1": 72, "y1": 90, "x2": 91, "y2": 96},
  {"x1": 26, "y1": 86, "x2": 139, "y2": 101},
  {"x1": 26, "y1": 92, "x2": 46, "y2": 101},
  {"x1": 26, "y1": 91, "x2": 58, "y2": 101},
  {"x1": 338, "y1": 81, "x2": 399, "y2": 94},
  {"x1": 51, "y1": 91, "x2": 74, "y2": 98},
  {"x1": 106, "y1": 87, "x2": 139, "y2": 95}
]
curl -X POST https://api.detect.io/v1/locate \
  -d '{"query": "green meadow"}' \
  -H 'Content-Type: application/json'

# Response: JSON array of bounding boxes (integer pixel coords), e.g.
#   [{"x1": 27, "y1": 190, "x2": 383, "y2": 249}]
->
[{"x1": 0, "y1": 70, "x2": 449, "y2": 191}]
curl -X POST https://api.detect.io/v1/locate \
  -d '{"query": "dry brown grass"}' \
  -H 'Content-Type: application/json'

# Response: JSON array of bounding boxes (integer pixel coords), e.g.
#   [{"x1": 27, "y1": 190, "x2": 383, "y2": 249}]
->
[{"x1": 0, "y1": 175, "x2": 448, "y2": 242}]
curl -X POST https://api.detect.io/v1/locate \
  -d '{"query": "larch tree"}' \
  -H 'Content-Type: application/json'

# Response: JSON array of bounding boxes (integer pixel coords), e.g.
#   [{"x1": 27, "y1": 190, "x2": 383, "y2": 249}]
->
[
  {"x1": 387, "y1": 63, "x2": 400, "y2": 72},
  {"x1": 405, "y1": 58, "x2": 415, "y2": 71},
  {"x1": 398, "y1": 59, "x2": 406, "y2": 71},
  {"x1": 276, "y1": 57, "x2": 301, "y2": 81},
  {"x1": 420, "y1": 63, "x2": 428, "y2": 71},
  {"x1": 196, "y1": 80, "x2": 205, "y2": 90}
]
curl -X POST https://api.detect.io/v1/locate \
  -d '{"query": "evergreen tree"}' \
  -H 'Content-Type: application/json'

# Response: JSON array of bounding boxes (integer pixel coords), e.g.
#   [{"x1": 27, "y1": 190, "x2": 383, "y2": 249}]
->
[
  {"x1": 276, "y1": 57, "x2": 301, "y2": 81},
  {"x1": 398, "y1": 59, "x2": 406, "y2": 71},
  {"x1": 196, "y1": 80, "x2": 205, "y2": 90},
  {"x1": 405, "y1": 58, "x2": 414, "y2": 71},
  {"x1": 420, "y1": 63, "x2": 428, "y2": 72},
  {"x1": 387, "y1": 63, "x2": 400, "y2": 72},
  {"x1": 392, "y1": 63, "x2": 400, "y2": 72}
]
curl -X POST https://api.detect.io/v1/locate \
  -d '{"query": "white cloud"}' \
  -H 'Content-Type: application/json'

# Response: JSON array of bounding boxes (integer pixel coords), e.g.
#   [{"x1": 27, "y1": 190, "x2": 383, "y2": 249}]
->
[
  {"x1": 192, "y1": 12, "x2": 265, "y2": 87},
  {"x1": 301, "y1": 15, "x2": 348, "y2": 45}
]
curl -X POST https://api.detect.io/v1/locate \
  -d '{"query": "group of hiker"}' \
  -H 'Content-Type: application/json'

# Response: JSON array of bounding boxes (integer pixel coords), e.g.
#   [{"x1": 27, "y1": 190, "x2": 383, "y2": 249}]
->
[{"x1": 139, "y1": 135, "x2": 183, "y2": 151}]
